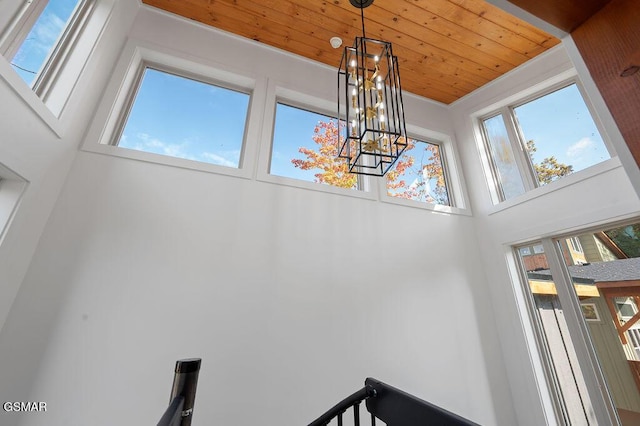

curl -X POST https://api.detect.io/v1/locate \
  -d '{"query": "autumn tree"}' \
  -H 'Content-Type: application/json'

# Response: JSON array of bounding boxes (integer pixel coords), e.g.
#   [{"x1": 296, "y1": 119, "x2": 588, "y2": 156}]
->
[
  {"x1": 292, "y1": 120, "x2": 448, "y2": 204},
  {"x1": 290, "y1": 120, "x2": 357, "y2": 188},
  {"x1": 385, "y1": 138, "x2": 449, "y2": 205},
  {"x1": 525, "y1": 140, "x2": 573, "y2": 185}
]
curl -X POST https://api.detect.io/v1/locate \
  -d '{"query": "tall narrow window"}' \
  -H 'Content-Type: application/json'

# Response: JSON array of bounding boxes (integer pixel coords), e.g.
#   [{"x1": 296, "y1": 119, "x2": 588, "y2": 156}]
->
[
  {"x1": 481, "y1": 114, "x2": 526, "y2": 200},
  {"x1": 385, "y1": 138, "x2": 451, "y2": 205},
  {"x1": 516, "y1": 242, "x2": 597, "y2": 424},
  {"x1": 115, "y1": 67, "x2": 250, "y2": 168},
  {"x1": 270, "y1": 102, "x2": 358, "y2": 190},
  {"x1": 516, "y1": 221, "x2": 640, "y2": 424},
  {"x1": 4, "y1": 0, "x2": 83, "y2": 87}
]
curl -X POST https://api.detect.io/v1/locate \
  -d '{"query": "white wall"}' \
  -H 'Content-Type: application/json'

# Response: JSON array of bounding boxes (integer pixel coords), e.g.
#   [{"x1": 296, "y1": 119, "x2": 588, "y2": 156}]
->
[
  {"x1": 0, "y1": 6, "x2": 513, "y2": 426},
  {"x1": 450, "y1": 44, "x2": 640, "y2": 425},
  {"x1": 0, "y1": 0, "x2": 136, "y2": 396}
]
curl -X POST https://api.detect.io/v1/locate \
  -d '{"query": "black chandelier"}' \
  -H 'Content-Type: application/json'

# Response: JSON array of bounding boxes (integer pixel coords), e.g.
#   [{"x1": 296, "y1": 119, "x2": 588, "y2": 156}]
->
[{"x1": 337, "y1": 0, "x2": 408, "y2": 176}]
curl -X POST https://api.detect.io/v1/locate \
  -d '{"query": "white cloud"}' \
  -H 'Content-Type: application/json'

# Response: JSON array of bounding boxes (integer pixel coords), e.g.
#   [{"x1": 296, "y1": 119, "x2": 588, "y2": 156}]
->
[
  {"x1": 566, "y1": 137, "x2": 595, "y2": 157},
  {"x1": 132, "y1": 133, "x2": 239, "y2": 167},
  {"x1": 134, "y1": 133, "x2": 196, "y2": 160},
  {"x1": 33, "y1": 13, "x2": 66, "y2": 53}
]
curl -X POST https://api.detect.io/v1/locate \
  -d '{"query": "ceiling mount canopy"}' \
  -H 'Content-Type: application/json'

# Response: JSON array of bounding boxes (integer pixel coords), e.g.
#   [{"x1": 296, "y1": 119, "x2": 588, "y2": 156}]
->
[
  {"x1": 337, "y1": 0, "x2": 408, "y2": 176},
  {"x1": 349, "y1": 0, "x2": 375, "y2": 8}
]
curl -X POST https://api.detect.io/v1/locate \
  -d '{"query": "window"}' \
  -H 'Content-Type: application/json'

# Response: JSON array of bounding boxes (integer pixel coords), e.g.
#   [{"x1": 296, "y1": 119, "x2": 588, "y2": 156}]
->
[
  {"x1": 569, "y1": 237, "x2": 583, "y2": 253},
  {"x1": 481, "y1": 114, "x2": 526, "y2": 200},
  {"x1": 115, "y1": 67, "x2": 250, "y2": 169},
  {"x1": 385, "y1": 138, "x2": 450, "y2": 205},
  {"x1": 1, "y1": 0, "x2": 87, "y2": 88},
  {"x1": 481, "y1": 82, "x2": 611, "y2": 202},
  {"x1": 269, "y1": 102, "x2": 359, "y2": 190},
  {"x1": 516, "y1": 220, "x2": 640, "y2": 424}
]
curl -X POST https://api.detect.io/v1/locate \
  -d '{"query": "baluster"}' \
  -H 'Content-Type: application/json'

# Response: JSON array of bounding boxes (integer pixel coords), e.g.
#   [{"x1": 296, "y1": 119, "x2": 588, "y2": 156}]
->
[{"x1": 354, "y1": 402, "x2": 360, "y2": 426}]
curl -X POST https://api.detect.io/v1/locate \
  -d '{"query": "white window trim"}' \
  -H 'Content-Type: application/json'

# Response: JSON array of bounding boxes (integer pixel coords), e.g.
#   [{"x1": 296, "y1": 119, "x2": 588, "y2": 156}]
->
[
  {"x1": 255, "y1": 80, "x2": 377, "y2": 201},
  {"x1": 33, "y1": 0, "x2": 96, "y2": 102},
  {"x1": 473, "y1": 69, "x2": 618, "y2": 206},
  {"x1": 377, "y1": 124, "x2": 470, "y2": 215},
  {"x1": 0, "y1": 0, "x2": 49, "y2": 59},
  {"x1": 82, "y1": 39, "x2": 264, "y2": 180},
  {"x1": 512, "y1": 237, "x2": 623, "y2": 425},
  {"x1": 0, "y1": 0, "x2": 109, "y2": 130},
  {"x1": 0, "y1": 163, "x2": 28, "y2": 247}
]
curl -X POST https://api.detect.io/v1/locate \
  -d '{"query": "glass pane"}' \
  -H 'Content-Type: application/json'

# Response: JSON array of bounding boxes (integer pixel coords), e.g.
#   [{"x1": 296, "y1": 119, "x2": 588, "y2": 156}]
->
[
  {"x1": 270, "y1": 103, "x2": 357, "y2": 189},
  {"x1": 385, "y1": 139, "x2": 450, "y2": 205},
  {"x1": 117, "y1": 68, "x2": 249, "y2": 168},
  {"x1": 517, "y1": 243, "x2": 597, "y2": 424},
  {"x1": 515, "y1": 84, "x2": 610, "y2": 186},
  {"x1": 482, "y1": 114, "x2": 526, "y2": 200},
  {"x1": 604, "y1": 224, "x2": 640, "y2": 258},
  {"x1": 559, "y1": 226, "x2": 640, "y2": 425},
  {"x1": 10, "y1": 0, "x2": 80, "y2": 86}
]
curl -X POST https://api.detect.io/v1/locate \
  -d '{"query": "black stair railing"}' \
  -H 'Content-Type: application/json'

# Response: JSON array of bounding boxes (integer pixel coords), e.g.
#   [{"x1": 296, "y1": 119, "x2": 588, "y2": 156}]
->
[
  {"x1": 157, "y1": 358, "x2": 202, "y2": 426},
  {"x1": 308, "y1": 378, "x2": 481, "y2": 426}
]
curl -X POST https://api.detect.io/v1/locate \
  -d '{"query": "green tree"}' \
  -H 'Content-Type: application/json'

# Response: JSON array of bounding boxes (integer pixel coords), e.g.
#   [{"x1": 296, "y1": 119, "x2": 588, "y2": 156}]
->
[
  {"x1": 525, "y1": 140, "x2": 573, "y2": 185},
  {"x1": 605, "y1": 224, "x2": 640, "y2": 258}
]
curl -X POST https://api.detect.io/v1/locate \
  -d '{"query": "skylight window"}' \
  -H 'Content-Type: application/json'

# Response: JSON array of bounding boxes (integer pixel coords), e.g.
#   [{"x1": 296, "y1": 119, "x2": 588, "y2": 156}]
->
[{"x1": 116, "y1": 67, "x2": 250, "y2": 168}]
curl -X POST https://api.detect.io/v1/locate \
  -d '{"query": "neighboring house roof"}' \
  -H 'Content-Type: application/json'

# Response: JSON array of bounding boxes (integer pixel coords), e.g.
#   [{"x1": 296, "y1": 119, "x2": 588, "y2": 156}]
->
[{"x1": 529, "y1": 257, "x2": 640, "y2": 283}]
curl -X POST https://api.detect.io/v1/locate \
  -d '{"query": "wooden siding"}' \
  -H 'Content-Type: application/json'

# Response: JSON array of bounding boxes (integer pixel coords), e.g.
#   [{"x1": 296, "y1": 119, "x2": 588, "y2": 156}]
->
[
  {"x1": 141, "y1": 0, "x2": 560, "y2": 104},
  {"x1": 505, "y1": 0, "x2": 611, "y2": 32},
  {"x1": 583, "y1": 296, "x2": 640, "y2": 413},
  {"x1": 571, "y1": 0, "x2": 640, "y2": 170}
]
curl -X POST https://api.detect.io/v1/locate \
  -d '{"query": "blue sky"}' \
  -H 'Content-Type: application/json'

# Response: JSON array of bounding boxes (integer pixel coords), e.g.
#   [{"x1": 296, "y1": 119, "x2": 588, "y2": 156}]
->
[
  {"x1": 118, "y1": 69, "x2": 249, "y2": 168},
  {"x1": 11, "y1": 0, "x2": 79, "y2": 85},
  {"x1": 270, "y1": 103, "x2": 335, "y2": 183},
  {"x1": 514, "y1": 84, "x2": 609, "y2": 171}
]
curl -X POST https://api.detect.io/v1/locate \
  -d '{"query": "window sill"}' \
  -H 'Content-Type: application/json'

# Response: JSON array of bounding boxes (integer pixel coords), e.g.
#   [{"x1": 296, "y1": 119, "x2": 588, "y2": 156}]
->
[
  {"x1": 487, "y1": 157, "x2": 622, "y2": 215},
  {"x1": 379, "y1": 194, "x2": 472, "y2": 216},
  {"x1": 256, "y1": 172, "x2": 378, "y2": 201},
  {"x1": 82, "y1": 143, "x2": 254, "y2": 180}
]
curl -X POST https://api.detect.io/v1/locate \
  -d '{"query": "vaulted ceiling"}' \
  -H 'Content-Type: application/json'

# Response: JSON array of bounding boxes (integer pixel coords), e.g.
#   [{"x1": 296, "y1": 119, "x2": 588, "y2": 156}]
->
[{"x1": 141, "y1": 0, "x2": 562, "y2": 104}]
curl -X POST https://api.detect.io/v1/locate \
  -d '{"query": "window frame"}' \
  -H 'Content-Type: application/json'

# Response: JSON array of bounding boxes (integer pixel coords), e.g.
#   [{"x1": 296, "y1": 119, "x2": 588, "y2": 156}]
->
[
  {"x1": 511, "y1": 218, "x2": 640, "y2": 425},
  {"x1": 378, "y1": 124, "x2": 469, "y2": 214},
  {"x1": 82, "y1": 41, "x2": 263, "y2": 180},
  {"x1": 0, "y1": 0, "x2": 95, "y2": 93},
  {"x1": 268, "y1": 99, "x2": 370, "y2": 192},
  {"x1": 382, "y1": 135, "x2": 453, "y2": 207},
  {"x1": 256, "y1": 81, "x2": 376, "y2": 200},
  {"x1": 479, "y1": 78, "x2": 615, "y2": 204}
]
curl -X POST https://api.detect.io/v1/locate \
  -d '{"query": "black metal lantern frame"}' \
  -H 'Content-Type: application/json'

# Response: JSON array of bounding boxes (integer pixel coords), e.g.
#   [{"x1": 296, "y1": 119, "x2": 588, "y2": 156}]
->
[{"x1": 338, "y1": 36, "x2": 408, "y2": 176}]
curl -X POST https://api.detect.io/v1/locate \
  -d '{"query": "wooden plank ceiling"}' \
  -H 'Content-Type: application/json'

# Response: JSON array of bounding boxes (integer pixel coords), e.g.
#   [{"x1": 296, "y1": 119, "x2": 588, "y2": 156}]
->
[{"x1": 141, "y1": 0, "x2": 560, "y2": 104}]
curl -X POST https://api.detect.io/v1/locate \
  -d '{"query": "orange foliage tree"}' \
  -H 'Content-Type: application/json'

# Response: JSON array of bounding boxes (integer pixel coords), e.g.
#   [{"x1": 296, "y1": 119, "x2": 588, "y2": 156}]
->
[
  {"x1": 291, "y1": 120, "x2": 448, "y2": 205},
  {"x1": 290, "y1": 120, "x2": 357, "y2": 188},
  {"x1": 385, "y1": 138, "x2": 449, "y2": 205}
]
